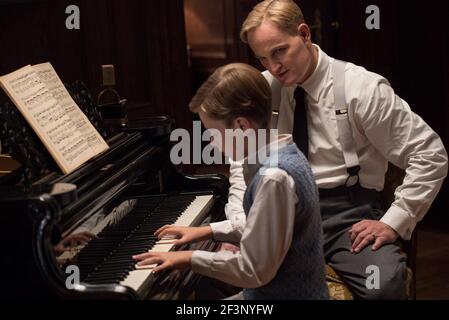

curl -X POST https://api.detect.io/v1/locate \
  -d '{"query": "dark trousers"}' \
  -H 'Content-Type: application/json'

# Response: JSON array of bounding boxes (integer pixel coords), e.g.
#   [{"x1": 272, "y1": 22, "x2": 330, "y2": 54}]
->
[{"x1": 320, "y1": 185, "x2": 407, "y2": 299}]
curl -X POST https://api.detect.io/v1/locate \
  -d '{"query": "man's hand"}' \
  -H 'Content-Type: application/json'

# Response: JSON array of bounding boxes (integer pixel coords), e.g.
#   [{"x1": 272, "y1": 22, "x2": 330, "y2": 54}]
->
[
  {"x1": 132, "y1": 251, "x2": 193, "y2": 273},
  {"x1": 349, "y1": 220, "x2": 399, "y2": 253},
  {"x1": 155, "y1": 225, "x2": 212, "y2": 246}
]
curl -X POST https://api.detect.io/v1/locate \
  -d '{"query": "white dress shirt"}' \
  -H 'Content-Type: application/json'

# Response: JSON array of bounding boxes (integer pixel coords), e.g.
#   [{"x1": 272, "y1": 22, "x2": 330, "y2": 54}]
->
[
  {"x1": 191, "y1": 135, "x2": 299, "y2": 288},
  {"x1": 261, "y1": 45, "x2": 448, "y2": 240},
  {"x1": 209, "y1": 158, "x2": 246, "y2": 242}
]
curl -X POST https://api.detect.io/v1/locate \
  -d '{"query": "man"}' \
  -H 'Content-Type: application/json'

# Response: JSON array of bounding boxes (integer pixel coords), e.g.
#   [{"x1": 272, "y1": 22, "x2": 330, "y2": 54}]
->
[{"x1": 232, "y1": 0, "x2": 448, "y2": 299}]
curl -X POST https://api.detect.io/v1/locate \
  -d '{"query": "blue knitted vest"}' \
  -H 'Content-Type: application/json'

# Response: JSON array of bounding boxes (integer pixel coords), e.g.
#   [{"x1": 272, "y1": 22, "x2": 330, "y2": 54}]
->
[{"x1": 242, "y1": 143, "x2": 329, "y2": 300}]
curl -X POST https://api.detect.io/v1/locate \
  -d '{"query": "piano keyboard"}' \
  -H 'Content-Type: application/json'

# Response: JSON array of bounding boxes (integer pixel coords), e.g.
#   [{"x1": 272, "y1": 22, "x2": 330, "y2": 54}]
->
[
  {"x1": 75, "y1": 194, "x2": 214, "y2": 295},
  {"x1": 121, "y1": 195, "x2": 214, "y2": 294}
]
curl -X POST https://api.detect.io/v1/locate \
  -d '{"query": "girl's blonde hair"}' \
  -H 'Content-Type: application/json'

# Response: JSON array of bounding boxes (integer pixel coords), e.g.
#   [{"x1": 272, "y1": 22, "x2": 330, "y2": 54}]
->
[
  {"x1": 189, "y1": 63, "x2": 271, "y2": 128},
  {"x1": 240, "y1": 0, "x2": 305, "y2": 43}
]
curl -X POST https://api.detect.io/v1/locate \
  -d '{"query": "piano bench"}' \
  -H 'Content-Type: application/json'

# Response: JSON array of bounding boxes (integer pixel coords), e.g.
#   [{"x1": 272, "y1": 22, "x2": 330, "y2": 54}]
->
[
  {"x1": 325, "y1": 265, "x2": 354, "y2": 300},
  {"x1": 325, "y1": 264, "x2": 415, "y2": 300}
]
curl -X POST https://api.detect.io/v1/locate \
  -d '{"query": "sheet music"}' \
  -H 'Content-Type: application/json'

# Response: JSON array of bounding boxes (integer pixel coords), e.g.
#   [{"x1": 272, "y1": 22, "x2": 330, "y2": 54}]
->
[
  {"x1": 0, "y1": 64, "x2": 109, "y2": 174},
  {"x1": 33, "y1": 63, "x2": 109, "y2": 155}
]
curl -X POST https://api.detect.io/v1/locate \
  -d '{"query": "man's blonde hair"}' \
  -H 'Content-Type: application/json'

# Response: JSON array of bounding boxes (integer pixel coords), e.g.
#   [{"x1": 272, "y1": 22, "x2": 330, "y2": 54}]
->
[
  {"x1": 240, "y1": 0, "x2": 305, "y2": 43},
  {"x1": 189, "y1": 63, "x2": 272, "y2": 128}
]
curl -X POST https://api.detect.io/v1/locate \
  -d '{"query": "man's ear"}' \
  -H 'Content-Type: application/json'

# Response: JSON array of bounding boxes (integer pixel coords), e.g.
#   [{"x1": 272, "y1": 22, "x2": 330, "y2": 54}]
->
[{"x1": 297, "y1": 23, "x2": 311, "y2": 42}]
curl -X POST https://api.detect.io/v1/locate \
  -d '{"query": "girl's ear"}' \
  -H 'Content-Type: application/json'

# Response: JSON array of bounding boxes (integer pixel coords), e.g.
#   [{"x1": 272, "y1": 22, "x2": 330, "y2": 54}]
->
[{"x1": 233, "y1": 117, "x2": 252, "y2": 131}]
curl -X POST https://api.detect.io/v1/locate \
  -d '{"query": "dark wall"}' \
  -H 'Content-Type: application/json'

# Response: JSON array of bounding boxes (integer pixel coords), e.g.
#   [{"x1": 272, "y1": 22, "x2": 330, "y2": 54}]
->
[
  {"x1": 328, "y1": 0, "x2": 449, "y2": 229},
  {"x1": 0, "y1": 0, "x2": 193, "y2": 129}
]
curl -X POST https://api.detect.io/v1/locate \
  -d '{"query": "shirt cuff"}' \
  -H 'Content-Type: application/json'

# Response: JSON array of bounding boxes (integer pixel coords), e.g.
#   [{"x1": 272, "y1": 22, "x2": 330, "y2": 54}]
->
[
  {"x1": 380, "y1": 205, "x2": 416, "y2": 240},
  {"x1": 191, "y1": 250, "x2": 216, "y2": 275},
  {"x1": 210, "y1": 220, "x2": 237, "y2": 242}
]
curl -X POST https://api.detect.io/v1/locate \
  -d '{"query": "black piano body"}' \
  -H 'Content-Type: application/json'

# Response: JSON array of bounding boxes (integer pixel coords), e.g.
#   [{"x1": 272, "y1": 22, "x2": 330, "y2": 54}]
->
[{"x1": 0, "y1": 83, "x2": 229, "y2": 300}]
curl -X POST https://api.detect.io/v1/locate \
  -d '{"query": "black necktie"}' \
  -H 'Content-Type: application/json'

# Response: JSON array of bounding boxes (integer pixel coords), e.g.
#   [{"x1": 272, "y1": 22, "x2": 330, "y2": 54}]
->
[{"x1": 292, "y1": 87, "x2": 309, "y2": 158}]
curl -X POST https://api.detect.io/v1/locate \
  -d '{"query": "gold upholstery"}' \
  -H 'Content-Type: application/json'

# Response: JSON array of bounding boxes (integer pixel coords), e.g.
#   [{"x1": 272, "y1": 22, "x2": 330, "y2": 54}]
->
[{"x1": 325, "y1": 265, "x2": 354, "y2": 300}]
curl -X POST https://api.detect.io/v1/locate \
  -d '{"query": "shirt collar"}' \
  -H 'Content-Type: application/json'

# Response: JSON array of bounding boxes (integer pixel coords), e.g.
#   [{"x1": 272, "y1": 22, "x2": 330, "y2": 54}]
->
[
  {"x1": 300, "y1": 44, "x2": 330, "y2": 102},
  {"x1": 242, "y1": 134, "x2": 293, "y2": 185}
]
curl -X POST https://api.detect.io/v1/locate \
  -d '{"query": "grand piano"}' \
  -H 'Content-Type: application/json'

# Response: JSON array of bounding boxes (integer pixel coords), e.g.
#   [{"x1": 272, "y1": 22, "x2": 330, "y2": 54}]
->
[{"x1": 0, "y1": 82, "x2": 229, "y2": 300}]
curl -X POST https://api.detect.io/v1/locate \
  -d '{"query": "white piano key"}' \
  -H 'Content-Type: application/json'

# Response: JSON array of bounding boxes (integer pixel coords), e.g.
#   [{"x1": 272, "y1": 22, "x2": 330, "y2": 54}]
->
[
  {"x1": 160, "y1": 235, "x2": 176, "y2": 240},
  {"x1": 156, "y1": 239, "x2": 176, "y2": 245},
  {"x1": 121, "y1": 269, "x2": 154, "y2": 292},
  {"x1": 150, "y1": 243, "x2": 175, "y2": 252},
  {"x1": 173, "y1": 195, "x2": 213, "y2": 227},
  {"x1": 135, "y1": 263, "x2": 158, "y2": 270}
]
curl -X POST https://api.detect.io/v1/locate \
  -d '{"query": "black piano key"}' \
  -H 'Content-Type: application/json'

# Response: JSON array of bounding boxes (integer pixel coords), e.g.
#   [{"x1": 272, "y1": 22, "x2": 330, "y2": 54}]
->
[{"x1": 75, "y1": 194, "x2": 198, "y2": 283}]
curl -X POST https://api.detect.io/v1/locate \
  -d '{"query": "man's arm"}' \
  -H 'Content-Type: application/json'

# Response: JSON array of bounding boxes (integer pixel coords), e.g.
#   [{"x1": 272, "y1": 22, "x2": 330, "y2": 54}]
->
[
  {"x1": 351, "y1": 80, "x2": 448, "y2": 251},
  {"x1": 209, "y1": 158, "x2": 247, "y2": 243}
]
